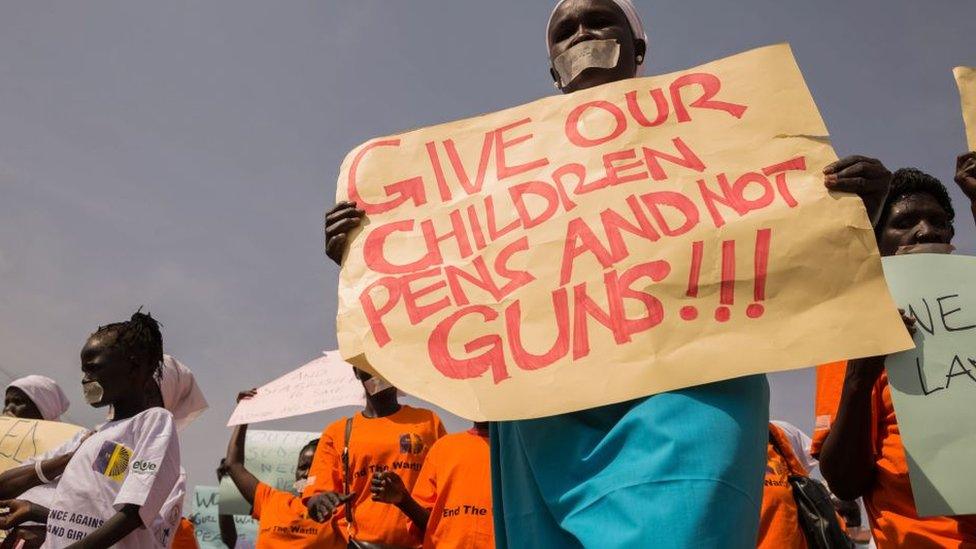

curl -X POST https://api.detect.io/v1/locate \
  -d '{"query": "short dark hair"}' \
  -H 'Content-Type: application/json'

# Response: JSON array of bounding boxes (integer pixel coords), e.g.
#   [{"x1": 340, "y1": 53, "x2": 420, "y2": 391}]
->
[
  {"x1": 875, "y1": 168, "x2": 955, "y2": 238},
  {"x1": 92, "y1": 310, "x2": 164, "y2": 381}
]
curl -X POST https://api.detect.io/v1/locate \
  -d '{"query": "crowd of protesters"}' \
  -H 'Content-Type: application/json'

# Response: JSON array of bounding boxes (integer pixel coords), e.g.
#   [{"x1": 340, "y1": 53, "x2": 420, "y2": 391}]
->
[{"x1": 2, "y1": 0, "x2": 976, "y2": 547}]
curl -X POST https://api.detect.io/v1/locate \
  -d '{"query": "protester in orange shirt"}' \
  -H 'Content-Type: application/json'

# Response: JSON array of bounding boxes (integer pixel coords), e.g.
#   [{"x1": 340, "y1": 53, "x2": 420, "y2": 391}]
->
[
  {"x1": 816, "y1": 166, "x2": 976, "y2": 547},
  {"x1": 304, "y1": 368, "x2": 446, "y2": 547},
  {"x1": 371, "y1": 422, "x2": 493, "y2": 549},
  {"x1": 171, "y1": 517, "x2": 200, "y2": 549},
  {"x1": 225, "y1": 389, "x2": 335, "y2": 548}
]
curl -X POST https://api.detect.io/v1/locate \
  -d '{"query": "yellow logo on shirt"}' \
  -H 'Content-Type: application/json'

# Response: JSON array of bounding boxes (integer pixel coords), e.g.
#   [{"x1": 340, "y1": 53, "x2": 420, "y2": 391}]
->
[{"x1": 92, "y1": 440, "x2": 132, "y2": 482}]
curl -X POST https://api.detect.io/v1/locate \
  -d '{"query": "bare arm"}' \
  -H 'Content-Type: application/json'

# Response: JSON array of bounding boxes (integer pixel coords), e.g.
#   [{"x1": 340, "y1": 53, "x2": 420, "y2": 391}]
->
[
  {"x1": 218, "y1": 514, "x2": 237, "y2": 549},
  {"x1": 0, "y1": 453, "x2": 74, "y2": 499},
  {"x1": 818, "y1": 357, "x2": 883, "y2": 501},
  {"x1": 66, "y1": 504, "x2": 143, "y2": 549},
  {"x1": 225, "y1": 423, "x2": 259, "y2": 507},
  {"x1": 371, "y1": 471, "x2": 430, "y2": 532}
]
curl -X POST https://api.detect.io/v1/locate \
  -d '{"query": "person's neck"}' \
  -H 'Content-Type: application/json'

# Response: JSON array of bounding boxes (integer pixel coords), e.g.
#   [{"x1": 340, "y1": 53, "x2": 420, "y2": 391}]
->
[
  {"x1": 362, "y1": 393, "x2": 400, "y2": 419},
  {"x1": 111, "y1": 393, "x2": 149, "y2": 421}
]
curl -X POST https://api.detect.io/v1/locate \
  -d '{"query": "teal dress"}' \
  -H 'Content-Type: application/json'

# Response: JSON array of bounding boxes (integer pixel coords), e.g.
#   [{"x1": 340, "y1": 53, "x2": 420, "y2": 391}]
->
[{"x1": 489, "y1": 374, "x2": 769, "y2": 548}]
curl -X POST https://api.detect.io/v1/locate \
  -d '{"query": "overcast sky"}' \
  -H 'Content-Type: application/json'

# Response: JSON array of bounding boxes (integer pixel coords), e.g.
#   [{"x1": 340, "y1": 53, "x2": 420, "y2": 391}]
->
[{"x1": 1, "y1": 0, "x2": 974, "y2": 500}]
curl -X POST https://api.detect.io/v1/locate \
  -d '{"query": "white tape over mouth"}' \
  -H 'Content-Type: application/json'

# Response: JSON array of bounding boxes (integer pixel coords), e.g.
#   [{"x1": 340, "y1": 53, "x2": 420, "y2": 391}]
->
[
  {"x1": 363, "y1": 376, "x2": 394, "y2": 396},
  {"x1": 82, "y1": 380, "x2": 104, "y2": 405},
  {"x1": 553, "y1": 39, "x2": 621, "y2": 88},
  {"x1": 895, "y1": 243, "x2": 955, "y2": 255}
]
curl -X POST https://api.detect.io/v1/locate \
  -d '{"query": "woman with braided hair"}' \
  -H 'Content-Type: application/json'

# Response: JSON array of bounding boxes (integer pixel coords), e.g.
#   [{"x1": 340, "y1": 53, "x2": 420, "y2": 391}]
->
[{"x1": 0, "y1": 311, "x2": 182, "y2": 548}]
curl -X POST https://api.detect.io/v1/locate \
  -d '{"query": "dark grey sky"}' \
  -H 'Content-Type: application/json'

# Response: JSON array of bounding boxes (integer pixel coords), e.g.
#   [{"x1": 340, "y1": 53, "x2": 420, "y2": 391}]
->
[{"x1": 2, "y1": 0, "x2": 974, "y2": 496}]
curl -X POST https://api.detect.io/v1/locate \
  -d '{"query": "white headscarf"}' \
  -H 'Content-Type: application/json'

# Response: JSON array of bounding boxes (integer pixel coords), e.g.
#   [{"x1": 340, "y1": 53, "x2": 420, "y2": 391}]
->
[
  {"x1": 158, "y1": 355, "x2": 208, "y2": 431},
  {"x1": 546, "y1": 0, "x2": 648, "y2": 67},
  {"x1": 8, "y1": 375, "x2": 70, "y2": 421}
]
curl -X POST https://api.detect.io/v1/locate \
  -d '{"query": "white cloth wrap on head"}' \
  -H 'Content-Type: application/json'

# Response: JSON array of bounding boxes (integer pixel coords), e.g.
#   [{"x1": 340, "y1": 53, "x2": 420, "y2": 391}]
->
[
  {"x1": 8, "y1": 375, "x2": 70, "y2": 421},
  {"x1": 158, "y1": 354, "x2": 208, "y2": 431},
  {"x1": 546, "y1": 0, "x2": 647, "y2": 67}
]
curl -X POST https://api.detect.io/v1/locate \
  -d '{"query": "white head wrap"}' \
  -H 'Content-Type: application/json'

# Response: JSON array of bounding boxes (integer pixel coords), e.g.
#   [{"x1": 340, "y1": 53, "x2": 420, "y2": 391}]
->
[
  {"x1": 546, "y1": 0, "x2": 647, "y2": 67},
  {"x1": 8, "y1": 375, "x2": 70, "y2": 421},
  {"x1": 158, "y1": 355, "x2": 208, "y2": 431}
]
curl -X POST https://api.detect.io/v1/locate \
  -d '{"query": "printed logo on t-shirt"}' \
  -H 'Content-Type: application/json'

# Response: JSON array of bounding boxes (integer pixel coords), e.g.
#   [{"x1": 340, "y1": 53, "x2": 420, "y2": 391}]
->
[
  {"x1": 398, "y1": 433, "x2": 426, "y2": 454},
  {"x1": 92, "y1": 440, "x2": 132, "y2": 482},
  {"x1": 131, "y1": 459, "x2": 159, "y2": 475}
]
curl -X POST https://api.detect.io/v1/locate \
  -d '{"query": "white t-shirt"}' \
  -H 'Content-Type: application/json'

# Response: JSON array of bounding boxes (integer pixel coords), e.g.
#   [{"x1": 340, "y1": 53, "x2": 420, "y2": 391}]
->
[{"x1": 41, "y1": 407, "x2": 180, "y2": 549}]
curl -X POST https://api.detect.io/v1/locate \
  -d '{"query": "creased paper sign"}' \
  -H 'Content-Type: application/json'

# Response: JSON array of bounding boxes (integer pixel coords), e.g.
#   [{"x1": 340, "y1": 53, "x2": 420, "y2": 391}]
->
[
  {"x1": 953, "y1": 67, "x2": 976, "y2": 150},
  {"x1": 336, "y1": 43, "x2": 913, "y2": 420},
  {"x1": 218, "y1": 430, "x2": 319, "y2": 516},
  {"x1": 227, "y1": 352, "x2": 365, "y2": 426},
  {"x1": 883, "y1": 253, "x2": 976, "y2": 517},
  {"x1": 0, "y1": 416, "x2": 84, "y2": 473},
  {"x1": 190, "y1": 485, "x2": 258, "y2": 549}
]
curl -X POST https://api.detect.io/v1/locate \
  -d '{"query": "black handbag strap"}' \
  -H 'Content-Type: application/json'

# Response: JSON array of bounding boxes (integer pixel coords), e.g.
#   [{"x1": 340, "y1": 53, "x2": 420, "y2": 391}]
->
[{"x1": 343, "y1": 416, "x2": 355, "y2": 528}]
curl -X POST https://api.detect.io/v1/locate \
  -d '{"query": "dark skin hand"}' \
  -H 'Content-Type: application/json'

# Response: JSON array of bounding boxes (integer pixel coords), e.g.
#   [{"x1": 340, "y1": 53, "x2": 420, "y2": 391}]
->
[
  {"x1": 306, "y1": 491, "x2": 354, "y2": 523},
  {"x1": 954, "y1": 151, "x2": 976, "y2": 223},
  {"x1": 3, "y1": 388, "x2": 43, "y2": 420},
  {"x1": 823, "y1": 155, "x2": 892, "y2": 225},
  {"x1": 370, "y1": 471, "x2": 430, "y2": 533},
  {"x1": 324, "y1": 201, "x2": 365, "y2": 264},
  {"x1": 0, "y1": 499, "x2": 49, "y2": 528},
  {"x1": 225, "y1": 389, "x2": 259, "y2": 507}
]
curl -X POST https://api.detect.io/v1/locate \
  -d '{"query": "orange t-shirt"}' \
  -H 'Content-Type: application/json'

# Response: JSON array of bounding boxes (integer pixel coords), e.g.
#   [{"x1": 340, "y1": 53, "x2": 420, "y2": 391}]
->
[
  {"x1": 252, "y1": 481, "x2": 339, "y2": 548},
  {"x1": 171, "y1": 517, "x2": 199, "y2": 549},
  {"x1": 757, "y1": 424, "x2": 809, "y2": 549},
  {"x1": 303, "y1": 406, "x2": 446, "y2": 547},
  {"x1": 411, "y1": 430, "x2": 493, "y2": 549},
  {"x1": 813, "y1": 361, "x2": 976, "y2": 547}
]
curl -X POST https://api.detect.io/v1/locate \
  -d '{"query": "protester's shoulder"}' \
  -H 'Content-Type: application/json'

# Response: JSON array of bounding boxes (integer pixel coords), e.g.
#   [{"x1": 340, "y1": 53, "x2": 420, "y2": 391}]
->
[
  {"x1": 132, "y1": 406, "x2": 177, "y2": 431},
  {"x1": 401, "y1": 405, "x2": 442, "y2": 424}
]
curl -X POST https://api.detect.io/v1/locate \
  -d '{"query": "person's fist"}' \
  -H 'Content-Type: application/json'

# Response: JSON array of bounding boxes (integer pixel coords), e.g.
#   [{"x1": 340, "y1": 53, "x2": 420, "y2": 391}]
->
[
  {"x1": 954, "y1": 152, "x2": 976, "y2": 202},
  {"x1": 0, "y1": 500, "x2": 35, "y2": 530},
  {"x1": 370, "y1": 471, "x2": 409, "y2": 505},
  {"x1": 824, "y1": 155, "x2": 892, "y2": 224},
  {"x1": 324, "y1": 201, "x2": 365, "y2": 265},
  {"x1": 306, "y1": 492, "x2": 353, "y2": 522}
]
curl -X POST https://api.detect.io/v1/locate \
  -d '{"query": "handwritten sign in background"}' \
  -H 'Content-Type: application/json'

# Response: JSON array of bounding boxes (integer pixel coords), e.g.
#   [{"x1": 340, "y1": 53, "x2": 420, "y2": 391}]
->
[
  {"x1": 884, "y1": 254, "x2": 976, "y2": 517},
  {"x1": 227, "y1": 352, "x2": 365, "y2": 426},
  {"x1": 218, "y1": 430, "x2": 319, "y2": 516},
  {"x1": 336, "y1": 43, "x2": 911, "y2": 420},
  {"x1": 191, "y1": 485, "x2": 258, "y2": 549},
  {"x1": 0, "y1": 417, "x2": 83, "y2": 473}
]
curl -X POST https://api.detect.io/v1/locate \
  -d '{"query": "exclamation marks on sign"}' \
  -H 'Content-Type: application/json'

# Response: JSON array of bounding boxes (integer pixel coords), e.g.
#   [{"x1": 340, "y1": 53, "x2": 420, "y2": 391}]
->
[
  {"x1": 679, "y1": 240, "x2": 704, "y2": 321},
  {"x1": 680, "y1": 229, "x2": 771, "y2": 322},
  {"x1": 747, "y1": 228, "x2": 771, "y2": 319},
  {"x1": 714, "y1": 240, "x2": 736, "y2": 322}
]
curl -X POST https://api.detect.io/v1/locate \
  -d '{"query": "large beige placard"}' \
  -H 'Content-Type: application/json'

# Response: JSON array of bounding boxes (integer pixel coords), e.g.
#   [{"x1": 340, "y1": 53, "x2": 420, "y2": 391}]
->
[
  {"x1": 954, "y1": 67, "x2": 976, "y2": 150},
  {"x1": 336, "y1": 43, "x2": 913, "y2": 421}
]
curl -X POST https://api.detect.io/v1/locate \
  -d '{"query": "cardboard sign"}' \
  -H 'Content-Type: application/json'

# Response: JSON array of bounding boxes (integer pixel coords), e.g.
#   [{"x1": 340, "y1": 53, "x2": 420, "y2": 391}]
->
[
  {"x1": 883, "y1": 253, "x2": 976, "y2": 516},
  {"x1": 0, "y1": 416, "x2": 84, "y2": 473},
  {"x1": 336, "y1": 43, "x2": 912, "y2": 420},
  {"x1": 227, "y1": 352, "x2": 365, "y2": 426},
  {"x1": 218, "y1": 430, "x2": 319, "y2": 516},
  {"x1": 190, "y1": 485, "x2": 258, "y2": 549},
  {"x1": 954, "y1": 67, "x2": 976, "y2": 150}
]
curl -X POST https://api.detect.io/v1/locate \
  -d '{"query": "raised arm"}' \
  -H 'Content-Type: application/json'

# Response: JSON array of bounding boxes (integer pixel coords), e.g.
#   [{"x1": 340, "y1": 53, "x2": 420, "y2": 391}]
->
[
  {"x1": 954, "y1": 152, "x2": 976, "y2": 226},
  {"x1": 225, "y1": 423, "x2": 259, "y2": 507},
  {"x1": 66, "y1": 504, "x2": 144, "y2": 549}
]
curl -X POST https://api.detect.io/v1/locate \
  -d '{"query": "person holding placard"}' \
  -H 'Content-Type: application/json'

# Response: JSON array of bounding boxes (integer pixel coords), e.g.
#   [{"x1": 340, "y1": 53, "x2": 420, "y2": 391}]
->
[
  {"x1": 322, "y1": 0, "x2": 894, "y2": 547},
  {"x1": 954, "y1": 151, "x2": 976, "y2": 225},
  {"x1": 816, "y1": 168, "x2": 976, "y2": 547},
  {"x1": 222, "y1": 389, "x2": 335, "y2": 548},
  {"x1": 303, "y1": 368, "x2": 446, "y2": 548},
  {"x1": 370, "y1": 422, "x2": 493, "y2": 549},
  {"x1": 3, "y1": 376, "x2": 70, "y2": 422},
  {"x1": 0, "y1": 311, "x2": 182, "y2": 548}
]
